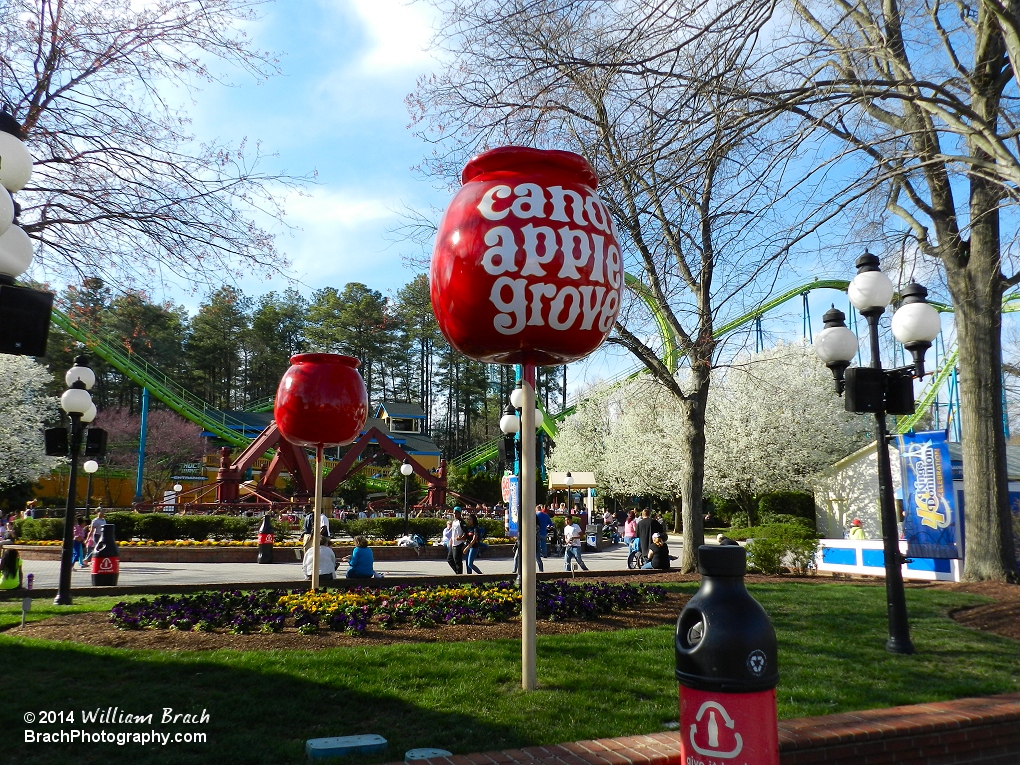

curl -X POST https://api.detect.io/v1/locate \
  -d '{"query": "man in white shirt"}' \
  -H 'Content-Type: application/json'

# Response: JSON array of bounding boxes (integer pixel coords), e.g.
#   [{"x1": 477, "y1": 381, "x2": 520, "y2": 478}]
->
[
  {"x1": 302, "y1": 537, "x2": 337, "y2": 582},
  {"x1": 447, "y1": 507, "x2": 465, "y2": 574},
  {"x1": 563, "y1": 514, "x2": 589, "y2": 571}
]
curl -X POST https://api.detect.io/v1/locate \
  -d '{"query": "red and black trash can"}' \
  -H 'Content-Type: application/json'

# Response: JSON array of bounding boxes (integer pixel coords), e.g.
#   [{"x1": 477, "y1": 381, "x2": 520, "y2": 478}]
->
[
  {"x1": 675, "y1": 545, "x2": 779, "y2": 765},
  {"x1": 90, "y1": 524, "x2": 119, "y2": 586},
  {"x1": 257, "y1": 514, "x2": 274, "y2": 564}
]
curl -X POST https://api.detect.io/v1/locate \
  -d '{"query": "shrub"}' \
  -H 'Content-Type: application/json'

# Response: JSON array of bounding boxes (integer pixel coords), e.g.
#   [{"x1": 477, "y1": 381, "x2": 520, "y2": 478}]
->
[
  {"x1": 758, "y1": 492, "x2": 815, "y2": 528},
  {"x1": 104, "y1": 512, "x2": 139, "y2": 540},
  {"x1": 704, "y1": 495, "x2": 743, "y2": 525},
  {"x1": 745, "y1": 537, "x2": 786, "y2": 575},
  {"x1": 758, "y1": 513, "x2": 814, "y2": 532},
  {"x1": 728, "y1": 511, "x2": 749, "y2": 528},
  {"x1": 134, "y1": 514, "x2": 178, "y2": 542},
  {"x1": 11, "y1": 517, "x2": 64, "y2": 540},
  {"x1": 742, "y1": 523, "x2": 819, "y2": 575}
]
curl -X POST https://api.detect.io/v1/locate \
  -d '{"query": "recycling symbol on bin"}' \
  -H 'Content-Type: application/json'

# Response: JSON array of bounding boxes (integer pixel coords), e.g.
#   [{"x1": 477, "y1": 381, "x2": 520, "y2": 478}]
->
[
  {"x1": 98, "y1": 558, "x2": 114, "y2": 572},
  {"x1": 747, "y1": 649, "x2": 767, "y2": 676},
  {"x1": 689, "y1": 701, "x2": 743, "y2": 759}
]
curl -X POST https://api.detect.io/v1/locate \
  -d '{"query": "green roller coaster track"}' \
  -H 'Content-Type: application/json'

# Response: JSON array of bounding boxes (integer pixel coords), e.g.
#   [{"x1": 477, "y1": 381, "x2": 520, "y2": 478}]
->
[
  {"x1": 451, "y1": 278, "x2": 1004, "y2": 470},
  {"x1": 49, "y1": 306, "x2": 254, "y2": 447},
  {"x1": 46, "y1": 277, "x2": 1015, "y2": 474}
]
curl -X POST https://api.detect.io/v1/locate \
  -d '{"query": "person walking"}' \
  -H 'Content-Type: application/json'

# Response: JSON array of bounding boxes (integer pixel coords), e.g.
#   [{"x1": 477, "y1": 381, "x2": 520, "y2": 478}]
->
[
  {"x1": 71, "y1": 516, "x2": 87, "y2": 568},
  {"x1": 849, "y1": 519, "x2": 866, "y2": 540},
  {"x1": 83, "y1": 510, "x2": 106, "y2": 564},
  {"x1": 563, "y1": 514, "x2": 589, "y2": 571},
  {"x1": 447, "y1": 507, "x2": 465, "y2": 574},
  {"x1": 623, "y1": 510, "x2": 638, "y2": 548},
  {"x1": 536, "y1": 505, "x2": 553, "y2": 558},
  {"x1": 636, "y1": 509, "x2": 663, "y2": 560},
  {"x1": 463, "y1": 513, "x2": 484, "y2": 574}
]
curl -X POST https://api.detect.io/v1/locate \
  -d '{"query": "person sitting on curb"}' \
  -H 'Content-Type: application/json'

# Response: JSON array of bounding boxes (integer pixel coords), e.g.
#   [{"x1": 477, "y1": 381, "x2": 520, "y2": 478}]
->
[
  {"x1": 716, "y1": 533, "x2": 740, "y2": 546},
  {"x1": 0, "y1": 548, "x2": 24, "y2": 590},
  {"x1": 301, "y1": 535, "x2": 336, "y2": 583},
  {"x1": 342, "y1": 535, "x2": 376, "y2": 579},
  {"x1": 643, "y1": 532, "x2": 675, "y2": 570}
]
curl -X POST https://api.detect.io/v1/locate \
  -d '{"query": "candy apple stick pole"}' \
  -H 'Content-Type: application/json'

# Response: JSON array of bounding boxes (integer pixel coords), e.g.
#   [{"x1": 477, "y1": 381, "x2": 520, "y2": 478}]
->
[
  {"x1": 521, "y1": 361, "x2": 537, "y2": 691},
  {"x1": 312, "y1": 444, "x2": 323, "y2": 592}
]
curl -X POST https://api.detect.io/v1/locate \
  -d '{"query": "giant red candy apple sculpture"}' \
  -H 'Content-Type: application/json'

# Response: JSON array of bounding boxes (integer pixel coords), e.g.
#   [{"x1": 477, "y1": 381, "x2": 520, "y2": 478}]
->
[
  {"x1": 274, "y1": 353, "x2": 368, "y2": 448},
  {"x1": 430, "y1": 146, "x2": 623, "y2": 365},
  {"x1": 430, "y1": 146, "x2": 622, "y2": 692},
  {"x1": 274, "y1": 353, "x2": 368, "y2": 591}
]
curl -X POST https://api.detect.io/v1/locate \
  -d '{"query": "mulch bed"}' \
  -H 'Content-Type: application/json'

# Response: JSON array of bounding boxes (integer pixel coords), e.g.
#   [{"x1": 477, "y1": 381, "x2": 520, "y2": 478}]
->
[{"x1": 6, "y1": 572, "x2": 1019, "y2": 649}]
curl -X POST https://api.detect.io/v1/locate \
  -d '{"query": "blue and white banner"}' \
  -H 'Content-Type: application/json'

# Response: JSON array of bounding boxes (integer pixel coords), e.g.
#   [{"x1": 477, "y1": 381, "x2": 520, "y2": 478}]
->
[
  {"x1": 897, "y1": 431, "x2": 961, "y2": 559},
  {"x1": 501, "y1": 474, "x2": 520, "y2": 538}
]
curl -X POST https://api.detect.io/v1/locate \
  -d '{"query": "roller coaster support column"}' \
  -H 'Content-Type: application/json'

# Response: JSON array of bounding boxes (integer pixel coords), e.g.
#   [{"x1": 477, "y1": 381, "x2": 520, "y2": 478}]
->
[
  {"x1": 520, "y1": 361, "x2": 537, "y2": 691},
  {"x1": 132, "y1": 387, "x2": 149, "y2": 504}
]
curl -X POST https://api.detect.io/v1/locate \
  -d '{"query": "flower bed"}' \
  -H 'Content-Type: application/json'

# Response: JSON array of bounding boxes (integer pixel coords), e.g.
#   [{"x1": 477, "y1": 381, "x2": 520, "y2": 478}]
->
[{"x1": 109, "y1": 581, "x2": 667, "y2": 636}]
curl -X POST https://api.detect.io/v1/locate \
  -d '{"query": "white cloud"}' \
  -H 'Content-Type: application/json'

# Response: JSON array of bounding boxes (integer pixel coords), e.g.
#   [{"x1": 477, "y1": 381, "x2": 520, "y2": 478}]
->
[
  {"x1": 346, "y1": 0, "x2": 436, "y2": 73},
  {"x1": 284, "y1": 186, "x2": 396, "y2": 227}
]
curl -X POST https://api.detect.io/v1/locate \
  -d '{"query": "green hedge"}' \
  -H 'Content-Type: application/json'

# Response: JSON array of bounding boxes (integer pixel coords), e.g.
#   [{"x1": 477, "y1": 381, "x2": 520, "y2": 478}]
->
[
  {"x1": 758, "y1": 492, "x2": 815, "y2": 528},
  {"x1": 12, "y1": 513, "x2": 260, "y2": 542},
  {"x1": 724, "y1": 519, "x2": 819, "y2": 575}
]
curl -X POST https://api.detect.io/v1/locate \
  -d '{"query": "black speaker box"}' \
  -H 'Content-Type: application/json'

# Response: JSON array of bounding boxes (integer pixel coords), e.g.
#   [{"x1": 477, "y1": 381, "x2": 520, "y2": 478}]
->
[
  {"x1": 84, "y1": 427, "x2": 108, "y2": 457},
  {"x1": 885, "y1": 374, "x2": 916, "y2": 416},
  {"x1": 44, "y1": 427, "x2": 68, "y2": 456},
  {"x1": 844, "y1": 367, "x2": 885, "y2": 413},
  {"x1": 0, "y1": 284, "x2": 54, "y2": 356}
]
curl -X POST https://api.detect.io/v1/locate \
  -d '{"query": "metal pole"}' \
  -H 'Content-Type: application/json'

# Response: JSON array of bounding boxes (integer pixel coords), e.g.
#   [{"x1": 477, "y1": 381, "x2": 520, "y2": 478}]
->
[
  {"x1": 55, "y1": 415, "x2": 83, "y2": 606},
  {"x1": 520, "y1": 361, "x2": 537, "y2": 691},
  {"x1": 864, "y1": 310, "x2": 915, "y2": 654},
  {"x1": 403, "y1": 472, "x2": 409, "y2": 537},
  {"x1": 312, "y1": 445, "x2": 323, "y2": 592},
  {"x1": 133, "y1": 387, "x2": 149, "y2": 503},
  {"x1": 84, "y1": 472, "x2": 93, "y2": 520}
]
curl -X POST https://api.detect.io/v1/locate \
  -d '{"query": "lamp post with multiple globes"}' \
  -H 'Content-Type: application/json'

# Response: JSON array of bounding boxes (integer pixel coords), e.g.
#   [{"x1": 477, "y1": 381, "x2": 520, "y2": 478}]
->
[
  {"x1": 813, "y1": 252, "x2": 942, "y2": 654},
  {"x1": 54, "y1": 356, "x2": 97, "y2": 606}
]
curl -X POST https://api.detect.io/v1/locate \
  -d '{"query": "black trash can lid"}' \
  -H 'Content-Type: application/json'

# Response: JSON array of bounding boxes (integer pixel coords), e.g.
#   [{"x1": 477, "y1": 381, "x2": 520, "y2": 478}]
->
[{"x1": 697, "y1": 545, "x2": 745, "y2": 577}]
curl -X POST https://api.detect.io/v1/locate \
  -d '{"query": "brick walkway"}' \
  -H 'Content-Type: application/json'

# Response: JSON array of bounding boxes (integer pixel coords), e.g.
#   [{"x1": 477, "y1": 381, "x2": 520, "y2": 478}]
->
[{"x1": 385, "y1": 693, "x2": 1020, "y2": 765}]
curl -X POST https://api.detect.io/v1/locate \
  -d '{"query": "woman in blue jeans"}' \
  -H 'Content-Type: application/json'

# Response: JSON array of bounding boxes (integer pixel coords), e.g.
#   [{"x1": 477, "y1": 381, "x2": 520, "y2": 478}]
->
[{"x1": 464, "y1": 513, "x2": 484, "y2": 574}]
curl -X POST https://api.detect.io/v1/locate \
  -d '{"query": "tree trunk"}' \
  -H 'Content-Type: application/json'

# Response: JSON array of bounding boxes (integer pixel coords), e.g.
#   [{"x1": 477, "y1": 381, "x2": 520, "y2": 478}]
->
[
  {"x1": 946, "y1": 192, "x2": 1019, "y2": 581},
  {"x1": 676, "y1": 373, "x2": 709, "y2": 573}
]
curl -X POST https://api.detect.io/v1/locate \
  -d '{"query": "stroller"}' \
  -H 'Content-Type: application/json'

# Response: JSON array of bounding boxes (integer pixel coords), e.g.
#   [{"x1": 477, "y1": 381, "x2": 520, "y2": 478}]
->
[
  {"x1": 547, "y1": 525, "x2": 565, "y2": 557},
  {"x1": 627, "y1": 537, "x2": 643, "y2": 570}
]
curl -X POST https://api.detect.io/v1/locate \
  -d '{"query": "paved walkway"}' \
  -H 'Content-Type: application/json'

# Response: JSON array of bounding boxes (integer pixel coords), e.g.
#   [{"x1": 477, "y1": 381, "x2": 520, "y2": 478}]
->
[{"x1": 19, "y1": 541, "x2": 642, "y2": 590}]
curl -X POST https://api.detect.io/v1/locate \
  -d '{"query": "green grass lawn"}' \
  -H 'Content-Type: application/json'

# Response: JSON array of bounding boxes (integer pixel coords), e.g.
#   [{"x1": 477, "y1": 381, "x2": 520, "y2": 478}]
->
[{"x1": 1, "y1": 581, "x2": 1017, "y2": 765}]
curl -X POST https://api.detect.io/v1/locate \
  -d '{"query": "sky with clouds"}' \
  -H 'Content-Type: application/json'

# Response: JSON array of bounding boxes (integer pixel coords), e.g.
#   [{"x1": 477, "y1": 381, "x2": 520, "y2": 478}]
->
[{"x1": 172, "y1": 0, "x2": 444, "y2": 307}]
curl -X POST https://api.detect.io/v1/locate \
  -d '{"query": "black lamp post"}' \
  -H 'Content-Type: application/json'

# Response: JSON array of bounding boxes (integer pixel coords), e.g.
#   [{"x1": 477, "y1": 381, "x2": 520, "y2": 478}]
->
[
  {"x1": 814, "y1": 252, "x2": 942, "y2": 654},
  {"x1": 82, "y1": 459, "x2": 99, "y2": 519},
  {"x1": 54, "y1": 356, "x2": 96, "y2": 606},
  {"x1": 400, "y1": 459, "x2": 414, "y2": 536}
]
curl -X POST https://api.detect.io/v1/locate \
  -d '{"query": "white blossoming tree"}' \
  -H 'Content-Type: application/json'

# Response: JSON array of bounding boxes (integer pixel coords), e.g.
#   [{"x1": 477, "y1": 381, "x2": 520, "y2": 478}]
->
[
  {"x1": 549, "y1": 376, "x2": 691, "y2": 517},
  {"x1": 703, "y1": 343, "x2": 870, "y2": 521},
  {"x1": 0, "y1": 355, "x2": 60, "y2": 488},
  {"x1": 550, "y1": 343, "x2": 869, "y2": 526}
]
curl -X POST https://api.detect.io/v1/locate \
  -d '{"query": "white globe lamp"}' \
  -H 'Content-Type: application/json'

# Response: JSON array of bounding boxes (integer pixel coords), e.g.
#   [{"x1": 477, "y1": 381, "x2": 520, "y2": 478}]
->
[
  {"x1": 847, "y1": 251, "x2": 894, "y2": 312},
  {"x1": 0, "y1": 224, "x2": 34, "y2": 279},
  {"x1": 891, "y1": 282, "x2": 941, "y2": 378},
  {"x1": 0, "y1": 130, "x2": 33, "y2": 192}
]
